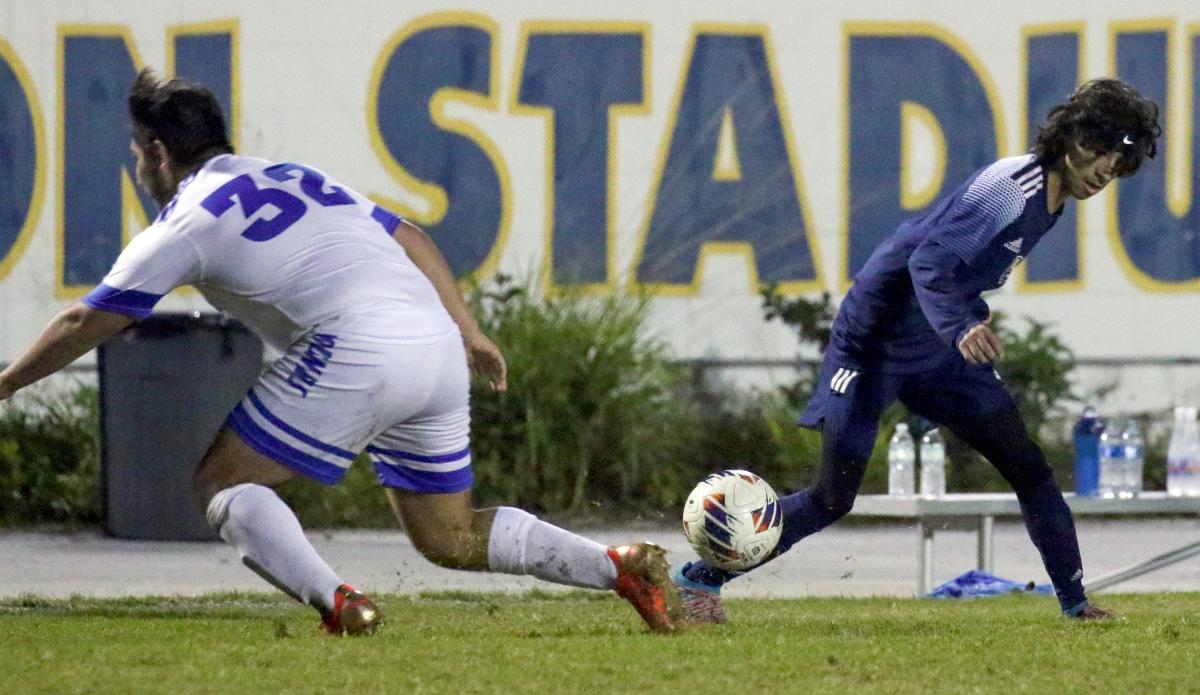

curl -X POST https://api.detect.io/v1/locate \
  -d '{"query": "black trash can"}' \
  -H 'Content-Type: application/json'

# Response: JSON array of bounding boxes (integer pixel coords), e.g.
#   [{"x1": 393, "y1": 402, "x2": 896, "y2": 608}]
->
[{"x1": 98, "y1": 313, "x2": 263, "y2": 541}]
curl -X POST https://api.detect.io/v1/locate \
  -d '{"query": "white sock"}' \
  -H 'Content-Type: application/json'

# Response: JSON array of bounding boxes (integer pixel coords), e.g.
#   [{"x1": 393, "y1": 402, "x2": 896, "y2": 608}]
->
[
  {"x1": 486, "y1": 507, "x2": 617, "y2": 589},
  {"x1": 206, "y1": 483, "x2": 343, "y2": 611}
]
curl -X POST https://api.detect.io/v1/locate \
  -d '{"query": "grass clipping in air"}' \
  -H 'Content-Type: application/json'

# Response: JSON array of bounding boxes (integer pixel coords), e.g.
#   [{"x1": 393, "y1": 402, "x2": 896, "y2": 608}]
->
[{"x1": 2, "y1": 591, "x2": 1199, "y2": 694}]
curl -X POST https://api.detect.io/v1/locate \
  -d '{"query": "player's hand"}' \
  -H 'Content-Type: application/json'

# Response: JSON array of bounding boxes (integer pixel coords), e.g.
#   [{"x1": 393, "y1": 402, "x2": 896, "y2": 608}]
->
[
  {"x1": 958, "y1": 323, "x2": 1004, "y2": 364},
  {"x1": 0, "y1": 377, "x2": 14, "y2": 402},
  {"x1": 463, "y1": 330, "x2": 507, "y2": 392}
]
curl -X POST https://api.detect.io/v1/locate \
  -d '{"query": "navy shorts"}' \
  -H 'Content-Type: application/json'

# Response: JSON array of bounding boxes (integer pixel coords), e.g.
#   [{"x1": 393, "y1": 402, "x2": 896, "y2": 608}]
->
[{"x1": 798, "y1": 350, "x2": 1016, "y2": 462}]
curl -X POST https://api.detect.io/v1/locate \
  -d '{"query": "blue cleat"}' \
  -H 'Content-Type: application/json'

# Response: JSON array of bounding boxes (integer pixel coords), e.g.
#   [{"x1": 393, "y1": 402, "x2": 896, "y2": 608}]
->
[{"x1": 670, "y1": 563, "x2": 726, "y2": 625}]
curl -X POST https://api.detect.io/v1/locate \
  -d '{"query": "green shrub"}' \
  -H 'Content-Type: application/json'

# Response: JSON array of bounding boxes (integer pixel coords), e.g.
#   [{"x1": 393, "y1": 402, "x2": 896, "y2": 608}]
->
[
  {"x1": 684, "y1": 387, "x2": 816, "y2": 494},
  {"x1": 759, "y1": 286, "x2": 834, "y2": 409},
  {"x1": 990, "y1": 312, "x2": 1077, "y2": 434},
  {"x1": 0, "y1": 279, "x2": 1155, "y2": 528},
  {"x1": 467, "y1": 275, "x2": 702, "y2": 515},
  {"x1": 0, "y1": 385, "x2": 101, "y2": 525},
  {"x1": 0, "y1": 277, "x2": 715, "y2": 526}
]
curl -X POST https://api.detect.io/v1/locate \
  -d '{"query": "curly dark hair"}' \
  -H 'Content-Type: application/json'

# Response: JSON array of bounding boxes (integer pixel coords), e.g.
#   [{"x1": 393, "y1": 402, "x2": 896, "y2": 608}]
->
[
  {"x1": 128, "y1": 67, "x2": 233, "y2": 169},
  {"x1": 1032, "y1": 78, "x2": 1161, "y2": 177}
]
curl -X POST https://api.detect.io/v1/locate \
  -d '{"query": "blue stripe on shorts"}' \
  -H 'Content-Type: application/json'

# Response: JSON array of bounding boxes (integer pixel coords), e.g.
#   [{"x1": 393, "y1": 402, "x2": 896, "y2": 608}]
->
[
  {"x1": 246, "y1": 391, "x2": 356, "y2": 461},
  {"x1": 372, "y1": 460, "x2": 474, "y2": 493},
  {"x1": 226, "y1": 404, "x2": 348, "y2": 484}
]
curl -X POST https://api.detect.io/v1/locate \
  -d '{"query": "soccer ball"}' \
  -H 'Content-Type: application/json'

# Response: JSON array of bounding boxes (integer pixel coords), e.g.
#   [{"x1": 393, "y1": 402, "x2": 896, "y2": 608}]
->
[{"x1": 681, "y1": 469, "x2": 783, "y2": 571}]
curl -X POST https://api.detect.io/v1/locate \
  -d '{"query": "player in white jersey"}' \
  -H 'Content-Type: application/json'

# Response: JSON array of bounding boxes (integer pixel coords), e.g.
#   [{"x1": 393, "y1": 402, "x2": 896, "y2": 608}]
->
[{"x1": 0, "y1": 68, "x2": 682, "y2": 634}]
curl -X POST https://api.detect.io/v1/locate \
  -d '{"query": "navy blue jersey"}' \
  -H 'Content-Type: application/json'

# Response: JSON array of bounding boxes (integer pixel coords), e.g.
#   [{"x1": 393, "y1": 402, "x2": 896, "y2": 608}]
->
[{"x1": 828, "y1": 154, "x2": 1061, "y2": 374}]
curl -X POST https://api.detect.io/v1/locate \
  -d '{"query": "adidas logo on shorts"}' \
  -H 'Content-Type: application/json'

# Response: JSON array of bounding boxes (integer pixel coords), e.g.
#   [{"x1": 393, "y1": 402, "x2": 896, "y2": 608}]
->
[{"x1": 830, "y1": 367, "x2": 860, "y2": 394}]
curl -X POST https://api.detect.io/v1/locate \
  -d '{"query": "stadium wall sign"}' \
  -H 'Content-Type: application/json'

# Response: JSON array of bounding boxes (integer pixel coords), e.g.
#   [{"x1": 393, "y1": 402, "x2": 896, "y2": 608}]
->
[{"x1": 0, "y1": 5, "x2": 1197, "y2": 364}]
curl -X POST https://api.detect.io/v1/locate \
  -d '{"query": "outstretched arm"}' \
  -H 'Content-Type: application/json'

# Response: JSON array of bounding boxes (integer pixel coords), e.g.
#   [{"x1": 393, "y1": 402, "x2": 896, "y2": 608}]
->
[
  {"x1": 392, "y1": 219, "x2": 507, "y2": 392},
  {"x1": 0, "y1": 303, "x2": 135, "y2": 400}
]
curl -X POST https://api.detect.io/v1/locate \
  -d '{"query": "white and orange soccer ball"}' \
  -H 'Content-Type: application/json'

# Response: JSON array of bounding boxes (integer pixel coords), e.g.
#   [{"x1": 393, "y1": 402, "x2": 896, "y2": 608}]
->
[{"x1": 681, "y1": 469, "x2": 783, "y2": 571}]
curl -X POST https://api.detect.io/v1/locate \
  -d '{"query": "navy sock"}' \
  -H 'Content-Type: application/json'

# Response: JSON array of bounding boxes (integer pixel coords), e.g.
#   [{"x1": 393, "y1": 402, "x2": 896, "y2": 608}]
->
[
  {"x1": 1016, "y1": 479, "x2": 1087, "y2": 611},
  {"x1": 681, "y1": 488, "x2": 837, "y2": 587}
]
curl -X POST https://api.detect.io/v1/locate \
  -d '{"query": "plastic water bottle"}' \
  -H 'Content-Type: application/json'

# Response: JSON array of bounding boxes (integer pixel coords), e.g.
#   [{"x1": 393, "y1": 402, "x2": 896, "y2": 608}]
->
[
  {"x1": 1097, "y1": 420, "x2": 1123, "y2": 499},
  {"x1": 1167, "y1": 407, "x2": 1193, "y2": 497},
  {"x1": 1184, "y1": 409, "x2": 1200, "y2": 496},
  {"x1": 888, "y1": 423, "x2": 916, "y2": 496},
  {"x1": 1185, "y1": 414, "x2": 1200, "y2": 497},
  {"x1": 919, "y1": 427, "x2": 946, "y2": 497},
  {"x1": 1073, "y1": 406, "x2": 1102, "y2": 496},
  {"x1": 1166, "y1": 407, "x2": 1200, "y2": 497},
  {"x1": 1120, "y1": 419, "x2": 1144, "y2": 498}
]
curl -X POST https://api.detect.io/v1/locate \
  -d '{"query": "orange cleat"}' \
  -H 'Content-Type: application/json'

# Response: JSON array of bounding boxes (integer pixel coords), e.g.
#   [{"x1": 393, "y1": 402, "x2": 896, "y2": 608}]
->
[
  {"x1": 320, "y1": 583, "x2": 382, "y2": 636},
  {"x1": 608, "y1": 543, "x2": 684, "y2": 633}
]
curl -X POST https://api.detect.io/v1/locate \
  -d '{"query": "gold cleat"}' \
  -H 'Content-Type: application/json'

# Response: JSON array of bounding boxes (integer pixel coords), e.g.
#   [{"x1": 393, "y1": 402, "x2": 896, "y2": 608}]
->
[
  {"x1": 321, "y1": 583, "x2": 382, "y2": 636},
  {"x1": 607, "y1": 542, "x2": 685, "y2": 633}
]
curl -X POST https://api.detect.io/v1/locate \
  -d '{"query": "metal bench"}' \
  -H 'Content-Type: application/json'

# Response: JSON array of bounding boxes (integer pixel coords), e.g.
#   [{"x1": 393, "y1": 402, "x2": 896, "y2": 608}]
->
[{"x1": 850, "y1": 492, "x2": 1200, "y2": 594}]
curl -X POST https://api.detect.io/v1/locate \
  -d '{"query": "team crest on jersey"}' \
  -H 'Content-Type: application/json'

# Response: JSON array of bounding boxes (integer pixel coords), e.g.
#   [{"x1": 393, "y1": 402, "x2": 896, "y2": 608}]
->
[{"x1": 830, "y1": 367, "x2": 860, "y2": 394}]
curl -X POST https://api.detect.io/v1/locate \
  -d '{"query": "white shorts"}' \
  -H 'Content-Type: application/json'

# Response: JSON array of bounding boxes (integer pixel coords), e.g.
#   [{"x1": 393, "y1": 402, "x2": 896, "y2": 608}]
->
[{"x1": 224, "y1": 327, "x2": 473, "y2": 493}]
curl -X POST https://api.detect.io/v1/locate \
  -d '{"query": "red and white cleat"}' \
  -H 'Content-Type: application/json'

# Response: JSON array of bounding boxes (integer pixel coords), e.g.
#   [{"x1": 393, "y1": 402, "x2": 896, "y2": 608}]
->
[
  {"x1": 320, "y1": 583, "x2": 383, "y2": 636},
  {"x1": 607, "y1": 543, "x2": 684, "y2": 633}
]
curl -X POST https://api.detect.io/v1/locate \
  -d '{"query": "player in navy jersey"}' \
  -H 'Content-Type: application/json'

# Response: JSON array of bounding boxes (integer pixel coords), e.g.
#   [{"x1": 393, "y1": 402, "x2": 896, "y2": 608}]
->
[
  {"x1": 674, "y1": 78, "x2": 1161, "y2": 623},
  {"x1": 0, "y1": 69, "x2": 684, "y2": 635}
]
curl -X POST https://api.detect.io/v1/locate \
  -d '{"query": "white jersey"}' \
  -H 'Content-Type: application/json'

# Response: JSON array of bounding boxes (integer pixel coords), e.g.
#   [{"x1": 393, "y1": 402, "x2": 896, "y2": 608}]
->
[{"x1": 83, "y1": 154, "x2": 457, "y2": 350}]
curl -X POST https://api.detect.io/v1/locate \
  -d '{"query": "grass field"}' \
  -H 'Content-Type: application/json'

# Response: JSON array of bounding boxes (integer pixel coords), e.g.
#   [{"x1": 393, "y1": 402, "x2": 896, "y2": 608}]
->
[{"x1": 3, "y1": 591, "x2": 1199, "y2": 694}]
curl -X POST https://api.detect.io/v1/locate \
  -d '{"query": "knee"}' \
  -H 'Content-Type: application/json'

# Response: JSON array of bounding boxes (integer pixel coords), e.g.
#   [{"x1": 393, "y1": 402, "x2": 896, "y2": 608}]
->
[
  {"x1": 1011, "y1": 466, "x2": 1057, "y2": 497},
  {"x1": 998, "y1": 444, "x2": 1055, "y2": 494},
  {"x1": 813, "y1": 451, "x2": 865, "y2": 523}
]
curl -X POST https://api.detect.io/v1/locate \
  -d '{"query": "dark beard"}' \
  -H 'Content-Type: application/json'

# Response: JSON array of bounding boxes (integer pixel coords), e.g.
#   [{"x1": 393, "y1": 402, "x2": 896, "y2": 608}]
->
[{"x1": 138, "y1": 165, "x2": 175, "y2": 207}]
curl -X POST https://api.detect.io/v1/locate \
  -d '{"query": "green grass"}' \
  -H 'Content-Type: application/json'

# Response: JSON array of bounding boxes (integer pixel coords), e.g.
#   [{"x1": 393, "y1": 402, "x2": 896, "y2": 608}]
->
[{"x1": 3, "y1": 591, "x2": 1199, "y2": 694}]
